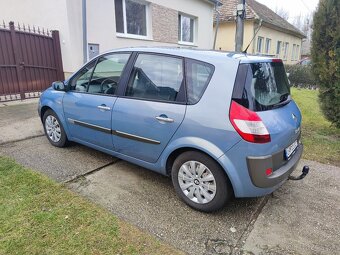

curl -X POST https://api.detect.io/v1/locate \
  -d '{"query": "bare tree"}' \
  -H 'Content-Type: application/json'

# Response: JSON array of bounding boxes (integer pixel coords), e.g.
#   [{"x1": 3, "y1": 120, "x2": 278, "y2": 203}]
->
[
  {"x1": 292, "y1": 13, "x2": 314, "y2": 40},
  {"x1": 275, "y1": 7, "x2": 290, "y2": 20}
]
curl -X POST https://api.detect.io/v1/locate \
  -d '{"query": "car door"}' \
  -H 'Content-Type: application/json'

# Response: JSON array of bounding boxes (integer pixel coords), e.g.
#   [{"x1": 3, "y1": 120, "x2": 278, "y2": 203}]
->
[
  {"x1": 111, "y1": 53, "x2": 186, "y2": 163},
  {"x1": 63, "y1": 52, "x2": 131, "y2": 150}
]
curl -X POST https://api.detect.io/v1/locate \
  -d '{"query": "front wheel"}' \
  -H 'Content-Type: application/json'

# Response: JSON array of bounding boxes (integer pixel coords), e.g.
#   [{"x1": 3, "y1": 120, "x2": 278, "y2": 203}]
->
[
  {"x1": 171, "y1": 151, "x2": 232, "y2": 212},
  {"x1": 43, "y1": 109, "x2": 68, "y2": 147}
]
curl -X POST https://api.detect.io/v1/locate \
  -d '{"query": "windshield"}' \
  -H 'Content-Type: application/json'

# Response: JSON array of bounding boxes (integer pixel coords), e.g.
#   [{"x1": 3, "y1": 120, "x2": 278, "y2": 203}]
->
[{"x1": 232, "y1": 62, "x2": 291, "y2": 111}]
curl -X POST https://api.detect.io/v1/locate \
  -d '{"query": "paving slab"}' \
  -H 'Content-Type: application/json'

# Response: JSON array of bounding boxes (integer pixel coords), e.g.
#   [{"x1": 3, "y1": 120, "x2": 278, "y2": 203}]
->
[
  {"x1": 0, "y1": 136, "x2": 115, "y2": 182},
  {"x1": 0, "y1": 101, "x2": 43, "y2": 144},
  {"x1": 241, "y1": 159, "x2": 340, "y2": 255},
  {"x1": 67, "y1": 160, "x2": 266, "y2": 255},
  {"x1": 1, "y1": 100, "x2": 339, "y2": 255}
]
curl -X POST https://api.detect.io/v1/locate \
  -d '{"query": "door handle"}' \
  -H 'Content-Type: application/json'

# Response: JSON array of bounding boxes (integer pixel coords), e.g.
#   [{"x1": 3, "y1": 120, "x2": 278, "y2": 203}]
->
[
  {"x1": 97, "y1": 105, "x2": 111, "y2": 111},
  {"x1": 156, "y1": 115, "x2": 174, "y2": 123}
]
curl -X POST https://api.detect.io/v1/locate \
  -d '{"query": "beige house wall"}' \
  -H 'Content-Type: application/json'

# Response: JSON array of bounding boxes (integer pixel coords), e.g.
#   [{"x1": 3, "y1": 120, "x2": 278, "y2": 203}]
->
[
  {"x1": 256, "y1": 25, "x2": 303, "y2": 64},
  {"x1": 214, "y1": 21, "x2": 255, "y2": 53},
  {"x1": 214, "y1": 21, "x2": 303, "y2": 64}
]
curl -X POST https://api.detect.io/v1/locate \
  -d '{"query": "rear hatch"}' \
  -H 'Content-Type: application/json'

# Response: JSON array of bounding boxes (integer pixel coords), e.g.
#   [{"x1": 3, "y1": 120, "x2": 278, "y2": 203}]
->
[{"x1": 230, "y1": 60, "x2": 301, "y2": 151}]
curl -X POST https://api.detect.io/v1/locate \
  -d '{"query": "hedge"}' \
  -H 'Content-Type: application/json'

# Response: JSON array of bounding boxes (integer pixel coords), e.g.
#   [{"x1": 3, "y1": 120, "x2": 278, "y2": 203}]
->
[{"x1": 285, "y1": 64, "x2": 317, "y2": 89}]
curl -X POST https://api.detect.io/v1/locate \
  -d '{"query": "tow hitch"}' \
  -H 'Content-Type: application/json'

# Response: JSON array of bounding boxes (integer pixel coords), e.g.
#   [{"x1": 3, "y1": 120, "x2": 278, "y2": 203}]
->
[{"x1": 288, "y1": 166, "x2": 309, "y2": 181}]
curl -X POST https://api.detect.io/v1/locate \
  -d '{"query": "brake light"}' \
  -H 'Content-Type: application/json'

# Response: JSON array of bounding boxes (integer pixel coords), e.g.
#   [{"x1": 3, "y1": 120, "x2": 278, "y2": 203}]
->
[
  {"x1": 229, "y1": 100, "x2": 271, "y2": 143},
  {"x1": 272, "y1": 59, "x2": 282, "y2": 63}
]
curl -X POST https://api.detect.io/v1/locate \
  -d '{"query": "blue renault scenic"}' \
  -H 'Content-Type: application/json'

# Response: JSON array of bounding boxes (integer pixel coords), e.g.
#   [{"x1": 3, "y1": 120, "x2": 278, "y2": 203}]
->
[{"x1": 38, "y1": 48, "x2": 303, "y2": 212}]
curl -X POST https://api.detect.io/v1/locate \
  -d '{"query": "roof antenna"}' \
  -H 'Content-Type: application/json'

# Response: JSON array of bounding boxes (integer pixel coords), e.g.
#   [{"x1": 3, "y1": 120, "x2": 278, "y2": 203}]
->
[{"x1": 243, "y1": 19, "x2": 263, "y2": 54}]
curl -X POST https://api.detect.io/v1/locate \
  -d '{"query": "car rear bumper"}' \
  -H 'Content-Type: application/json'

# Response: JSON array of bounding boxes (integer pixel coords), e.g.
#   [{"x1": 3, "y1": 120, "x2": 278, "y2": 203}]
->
[
  {"x1": 219, "y1": 138, "x2": 303, "y2": 198},
  {"x1": 246, "y1": 143, "x2": 303, "y2": 188}
]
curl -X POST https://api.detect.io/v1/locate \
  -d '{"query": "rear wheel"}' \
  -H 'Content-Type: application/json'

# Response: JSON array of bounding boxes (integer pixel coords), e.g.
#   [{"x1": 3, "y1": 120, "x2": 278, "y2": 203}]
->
[
  {"x1": 43, "y1": 109, "x2": 68, "y2": 147},
  {"x1": 171, "y1": 151, "x2": 232, "y2": 212}
]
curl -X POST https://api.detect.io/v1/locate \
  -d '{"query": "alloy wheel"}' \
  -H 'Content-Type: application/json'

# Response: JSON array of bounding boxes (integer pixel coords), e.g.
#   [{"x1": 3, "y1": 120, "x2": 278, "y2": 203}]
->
[{"x1": 45, "y1": 115, "x2": 61, "y2": 143}]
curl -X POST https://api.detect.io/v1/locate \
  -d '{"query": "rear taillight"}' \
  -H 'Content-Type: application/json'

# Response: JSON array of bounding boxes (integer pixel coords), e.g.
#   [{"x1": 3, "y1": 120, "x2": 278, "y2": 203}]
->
[{"x1": 229, "y1": 100, "x2": 271, "y2": 143}]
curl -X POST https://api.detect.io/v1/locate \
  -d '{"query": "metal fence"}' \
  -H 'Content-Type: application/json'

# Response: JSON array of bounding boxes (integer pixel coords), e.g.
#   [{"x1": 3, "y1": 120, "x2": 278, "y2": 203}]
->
[{"x1": 0, "y1": 21, "x2": 64, "y2": 102}]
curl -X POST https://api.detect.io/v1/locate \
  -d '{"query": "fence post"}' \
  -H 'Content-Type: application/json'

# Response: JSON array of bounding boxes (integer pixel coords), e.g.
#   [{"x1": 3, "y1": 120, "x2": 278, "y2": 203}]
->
[
  {"x1": 9, "y1": 21, "x2": 25, "y2": 100},
  {"x1": 51, "y1": 30, "x2": 64, "y2": 81}
]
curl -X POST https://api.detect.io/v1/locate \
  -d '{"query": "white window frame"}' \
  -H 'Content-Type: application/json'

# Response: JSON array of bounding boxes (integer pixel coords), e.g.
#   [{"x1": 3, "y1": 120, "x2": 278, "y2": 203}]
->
[
  {"x1": 257, "y1": 36, "x2": 264, "y2": 53},
  {"x1": 115, "y1": 0, "x2": 151, "y2": 40},
  {"x1": 292, "y1": 44, "x2": 296, "y2": 61},
  {"x1": 265, "y1": 38, "x2": 271, "y2": 54},
  {"x1": 283, "y1": 42, "x2": 289, "y2": 60},
  {"x1": 178, "y1": 13, "x2": 196, "y2": 46},
  {"x1": 296, "y1": 45, "x2": 300, "y2": 60},
  {"x1": 276, "y1": 41, "x2": 282, "y2": 57}
]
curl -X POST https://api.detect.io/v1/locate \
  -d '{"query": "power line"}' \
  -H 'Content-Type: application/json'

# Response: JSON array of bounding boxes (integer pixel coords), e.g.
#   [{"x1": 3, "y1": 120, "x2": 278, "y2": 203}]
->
[{"x1": 299, "y1": 0, "x2": 312, "y2": 12}]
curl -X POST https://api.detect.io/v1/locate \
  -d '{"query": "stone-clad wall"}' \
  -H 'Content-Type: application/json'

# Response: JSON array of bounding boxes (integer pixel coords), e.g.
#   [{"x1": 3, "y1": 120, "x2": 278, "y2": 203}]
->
[{"x1": 151, "y1": 3, "x2": 178, "y2": 44}]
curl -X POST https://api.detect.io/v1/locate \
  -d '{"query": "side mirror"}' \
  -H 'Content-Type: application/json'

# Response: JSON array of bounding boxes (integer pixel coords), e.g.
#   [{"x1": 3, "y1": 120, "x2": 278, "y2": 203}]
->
[{"x1": 52, "y1": 81, "x2": 66, "y2": 91}]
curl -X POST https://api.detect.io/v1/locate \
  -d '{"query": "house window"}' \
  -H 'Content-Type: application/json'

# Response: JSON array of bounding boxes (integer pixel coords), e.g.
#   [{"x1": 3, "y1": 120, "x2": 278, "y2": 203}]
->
[
  {"x1": 276, "y1": 41, "x2": 282, "y2": 57},
  {"x1": 296, "y1": 45, "x2": 300, "y2": 60},
  {"x1": 283, "y1": 42, "x2": 289, "y2": 60},
  {"x1": 265, "y1": 38, "x2": 271, "y2": 54},
  {"x1": 292, "y1": 44, "x2": 296, "y2": 60},
  {"x1": 178, "y1": 14, "x2": 195, "y2": 44},
  {"x1": 115, "y1": 0, "x2": 148, "y2": 37},
  {"x1": 257, "y1": 37, "x2": 264, "y2": 53}
]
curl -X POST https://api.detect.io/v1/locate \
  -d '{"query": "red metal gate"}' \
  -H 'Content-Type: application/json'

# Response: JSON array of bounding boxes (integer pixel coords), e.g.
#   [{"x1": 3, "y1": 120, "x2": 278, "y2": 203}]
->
[{"x1": 0, "y1": 21, "x2": 64, "y2": 102}]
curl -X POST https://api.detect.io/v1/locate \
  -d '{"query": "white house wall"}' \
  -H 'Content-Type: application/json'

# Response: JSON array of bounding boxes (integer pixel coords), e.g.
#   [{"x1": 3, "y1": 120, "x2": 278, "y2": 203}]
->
[
  {"x1": 0, "y1": 0, "x2": 83, "y2": 75},
  {"x1": 0, "y1": 0, "x2": 215, "y2": 76},
  {"x1": 86, "y1": 0, "x2": 214, "y2": 52}
]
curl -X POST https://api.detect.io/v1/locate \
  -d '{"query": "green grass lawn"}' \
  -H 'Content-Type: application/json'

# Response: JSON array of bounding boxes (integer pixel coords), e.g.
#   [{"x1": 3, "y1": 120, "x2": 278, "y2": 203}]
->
[
  {"x1": 291, "y1": 88, "x2": 340, "y2": 166},
  {"x1": 0, "y1": 157, "x2": 183, "y2": 255}
]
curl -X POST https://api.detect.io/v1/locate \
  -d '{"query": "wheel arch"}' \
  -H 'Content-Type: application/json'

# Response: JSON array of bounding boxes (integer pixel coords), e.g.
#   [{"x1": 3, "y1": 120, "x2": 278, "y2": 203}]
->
[
  {"x1": 165, "y1": 146, "x2": 235, "y2": 196},
  {"x1": 39, "y1": 101, "x2": 70, "y2": 139},
  {"x1": 40, "y1": 106, "x2": 52, "y2": 121}
]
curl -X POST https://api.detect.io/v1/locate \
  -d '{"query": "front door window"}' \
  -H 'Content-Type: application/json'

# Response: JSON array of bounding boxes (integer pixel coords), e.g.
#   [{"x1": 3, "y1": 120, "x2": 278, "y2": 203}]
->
[{"x1": 69, "y1": 53, "x2": 130, "y2": 95}]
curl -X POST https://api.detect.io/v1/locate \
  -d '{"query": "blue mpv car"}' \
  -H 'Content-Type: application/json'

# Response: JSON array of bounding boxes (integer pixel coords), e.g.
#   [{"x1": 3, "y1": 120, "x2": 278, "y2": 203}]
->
[{"x1": 39, "y1": 48, "x2": 303, "y2": 212}]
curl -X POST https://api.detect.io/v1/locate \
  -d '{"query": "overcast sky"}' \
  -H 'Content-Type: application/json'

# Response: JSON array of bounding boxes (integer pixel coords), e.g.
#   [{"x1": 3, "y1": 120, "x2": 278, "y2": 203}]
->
[{"x1": 256, "y1": 0, "x2": 319, "y2": 21}]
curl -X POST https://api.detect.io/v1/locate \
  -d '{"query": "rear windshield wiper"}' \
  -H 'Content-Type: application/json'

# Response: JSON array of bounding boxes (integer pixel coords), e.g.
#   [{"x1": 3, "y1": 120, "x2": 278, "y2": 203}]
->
[
  {"x1": 272, "y1": 94, "x2": 291, "y2": 109},
  {"x1": 279, "y1": 93, "x2": 290, "y2": 103}
]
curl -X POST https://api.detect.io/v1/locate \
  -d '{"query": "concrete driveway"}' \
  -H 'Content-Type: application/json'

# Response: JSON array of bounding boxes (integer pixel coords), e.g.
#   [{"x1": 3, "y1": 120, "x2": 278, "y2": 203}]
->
[{"x1": 1, "y1": 101, "x2": 339, "y2": 255}]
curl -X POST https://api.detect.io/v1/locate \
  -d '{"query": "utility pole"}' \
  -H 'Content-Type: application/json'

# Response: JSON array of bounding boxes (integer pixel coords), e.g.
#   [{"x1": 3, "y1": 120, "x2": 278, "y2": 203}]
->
[
  {"x1": 235, "y1": 0, "x2": 246, "y2": 52},
  {"x1": 82, "y1": 0, "x2": 88, "y2": 63}
]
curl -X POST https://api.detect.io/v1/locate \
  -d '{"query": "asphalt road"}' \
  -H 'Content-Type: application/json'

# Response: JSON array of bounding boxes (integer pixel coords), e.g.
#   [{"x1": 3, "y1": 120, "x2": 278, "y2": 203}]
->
[{"x1": 1, "y1": 102, "x2": 339, "y2": 255}]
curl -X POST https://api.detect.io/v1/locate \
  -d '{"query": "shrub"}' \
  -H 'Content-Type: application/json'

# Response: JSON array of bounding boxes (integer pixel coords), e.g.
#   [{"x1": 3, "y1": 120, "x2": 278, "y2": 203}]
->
[
  {"x1": 311, "y1": 0, "x2": 340, "y2": 128},
  {"x1": 285, "y1": 64, "x2": 317, "y2": 89}
]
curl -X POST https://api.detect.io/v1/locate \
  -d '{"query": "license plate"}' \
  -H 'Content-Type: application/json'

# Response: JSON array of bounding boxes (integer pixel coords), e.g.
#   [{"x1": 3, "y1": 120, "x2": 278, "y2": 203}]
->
[{"x1": 285, "y1": 140, "x2": 298, "y2": 159}]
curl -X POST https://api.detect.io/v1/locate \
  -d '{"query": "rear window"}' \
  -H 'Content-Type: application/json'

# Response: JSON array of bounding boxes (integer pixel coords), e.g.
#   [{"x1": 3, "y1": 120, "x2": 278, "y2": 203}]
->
[{"x1": 232, "y1": 62, "x2": 291, "y2": 111}]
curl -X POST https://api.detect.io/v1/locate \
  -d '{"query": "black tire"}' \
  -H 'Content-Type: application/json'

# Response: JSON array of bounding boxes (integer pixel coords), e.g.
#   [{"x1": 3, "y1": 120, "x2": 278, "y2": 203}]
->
[
  {"x1": 43, "y1": 109, "x2": 68, "y2": 147},
  {"x1": 171, "y1": 151, "x2": 232, "y2": 212}
]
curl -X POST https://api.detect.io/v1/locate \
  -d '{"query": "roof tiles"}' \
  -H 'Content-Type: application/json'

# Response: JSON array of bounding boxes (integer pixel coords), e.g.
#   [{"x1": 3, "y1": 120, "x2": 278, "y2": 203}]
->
[{"x1": 216, "y1": 0, "x2": 305, "y2": 38}]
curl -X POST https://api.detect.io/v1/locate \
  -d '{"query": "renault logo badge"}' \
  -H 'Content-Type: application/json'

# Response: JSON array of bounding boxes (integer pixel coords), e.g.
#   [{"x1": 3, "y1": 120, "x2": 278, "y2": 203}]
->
[{"x1": 292, "y1": 113, "x2": 297, "y2": 121}]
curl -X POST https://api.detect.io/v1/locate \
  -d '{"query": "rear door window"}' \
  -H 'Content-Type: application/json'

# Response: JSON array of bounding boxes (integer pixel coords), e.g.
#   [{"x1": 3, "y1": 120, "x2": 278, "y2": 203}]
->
[
  {"x1": 232, "y1": 62, "x2": 290, "y2": 111},
  {"x1": 126, "y1": 54, "x2": 184, "y2": 102},
  {"x1": 185, "y1": 59, "x2": 214, "y2": 104}
]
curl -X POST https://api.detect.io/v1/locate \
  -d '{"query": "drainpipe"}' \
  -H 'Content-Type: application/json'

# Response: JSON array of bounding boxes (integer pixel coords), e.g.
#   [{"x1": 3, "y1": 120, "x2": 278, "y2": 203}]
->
[
  {"x1": 82, "y1": 0, "x2": 88, "y2": 63},
  {"x1": 213, "y1": 3, "x2": 221, "y2": 50}
]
